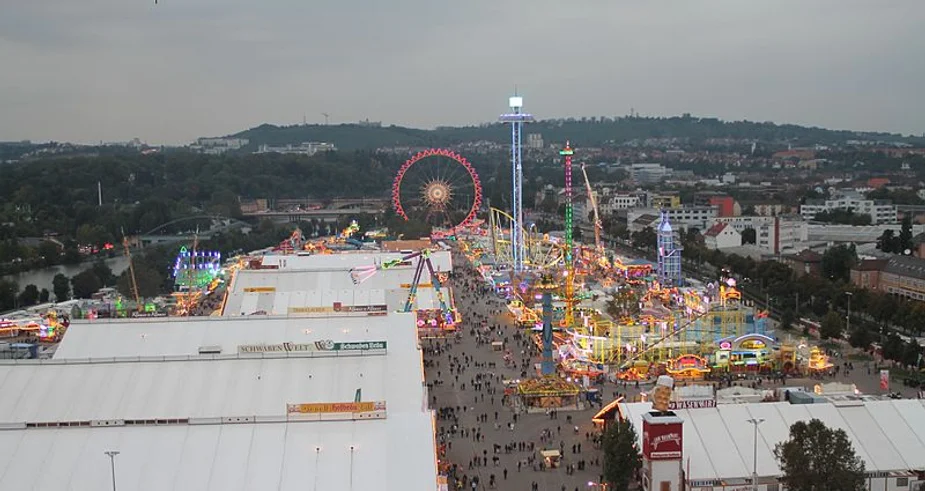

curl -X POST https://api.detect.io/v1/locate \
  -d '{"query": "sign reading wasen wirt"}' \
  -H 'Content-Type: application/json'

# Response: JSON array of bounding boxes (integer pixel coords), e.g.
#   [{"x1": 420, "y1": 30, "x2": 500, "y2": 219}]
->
[{"x1": 238, "y1": 340, "x2": 387, "y2": 354}]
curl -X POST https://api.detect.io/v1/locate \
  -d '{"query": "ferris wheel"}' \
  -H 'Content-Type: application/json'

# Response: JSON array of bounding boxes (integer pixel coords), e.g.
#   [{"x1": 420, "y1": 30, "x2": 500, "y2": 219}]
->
[{"x1": 392, "y1": 149, "x2": 483, "y2": 229}]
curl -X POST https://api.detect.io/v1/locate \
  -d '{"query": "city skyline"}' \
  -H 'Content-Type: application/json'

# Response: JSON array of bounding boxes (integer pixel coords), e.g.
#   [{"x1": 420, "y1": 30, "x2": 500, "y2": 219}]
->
[{"x1": 1, "y1": 0, "x2": 924, "y2": 144}]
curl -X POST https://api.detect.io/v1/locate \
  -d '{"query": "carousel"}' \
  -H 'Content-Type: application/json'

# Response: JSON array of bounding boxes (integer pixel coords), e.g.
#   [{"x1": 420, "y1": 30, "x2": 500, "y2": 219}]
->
[{"x1": 515, "y1": 376, "x2": 582, "y2": 411}]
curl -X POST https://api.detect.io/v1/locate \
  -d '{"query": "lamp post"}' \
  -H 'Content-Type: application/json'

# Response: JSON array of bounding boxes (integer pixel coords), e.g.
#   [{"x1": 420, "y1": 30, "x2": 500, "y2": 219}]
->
[
  {"x1": 104, "y1": 451, "x2": 119, "y2": 491},
  {"x1": 746, "y1": 418, "x2": 764, "y2": 491},
  {"x1": 845, "y1": 291, "x2": 853, "y2": 334}
]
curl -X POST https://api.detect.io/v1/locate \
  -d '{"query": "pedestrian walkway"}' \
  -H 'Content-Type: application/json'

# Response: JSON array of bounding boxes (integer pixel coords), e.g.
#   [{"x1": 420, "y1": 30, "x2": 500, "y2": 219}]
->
[{"x1": 425, "y1": 255, "x2": 607, "y2": 491}]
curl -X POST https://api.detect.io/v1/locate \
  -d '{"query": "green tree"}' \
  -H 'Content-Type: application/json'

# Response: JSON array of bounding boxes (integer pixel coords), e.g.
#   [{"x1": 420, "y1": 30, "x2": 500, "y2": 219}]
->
[
  {"x1": 0, "y1": 279, "x2": 18, "y2": 311},
  {"x1": 779, "y1": 309, "x2": 795, "y2": 331},
  {"x1": 71, "y1": 269, "x2": 103, "y2": 299},
  {"x1": 37, "y1": 241, "x2": 61, "y2": 266},
  {"x1": 774, "y1": 419, "x2": 865, "y2": 491},
  {"x1": 899, "y1": 215, "x2": 913, "y2": 253},
  {"x1": 876, "y1": 229, "x2": 899, "y2": 253},
  {"x1": 602, "y1": 419, "x2": 642, "y2": 491},
  {"x1": 39, "y1": 288, "x2": 50, "y2": 303},
  {"x1": 821, "y1": 244, "x2": 856, "y2": 282},
  {"x1": 820, "y1": 310, "x2": 845, "y2": 340},
  {"x1": 116, "y1": 262, "x2": 164, "y2": 299},
  {"x1": 848, "y1": 327, "x2": 874, "y2": 350},
  {"x1": 741, "y1": 227, "x2": 757, "y2": 245},
  {"x1": 631, "y1": 226, "x2": 657, "y2": 250},
  {"x1": 91, "y1": 260, "x2": 114, "y2": 286},
  {"x1": 52, "y1": 273, "x2": 70, "y2": 302},
  {"x1": 17, "y1": 284, "x2": 40, "y2": 306}
]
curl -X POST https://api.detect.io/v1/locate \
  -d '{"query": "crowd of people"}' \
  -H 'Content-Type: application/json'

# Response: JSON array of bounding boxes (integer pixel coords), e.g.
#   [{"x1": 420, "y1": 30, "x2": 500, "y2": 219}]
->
[{"x1": 424, "y1": 253, "x2": 609, "y2": 490}]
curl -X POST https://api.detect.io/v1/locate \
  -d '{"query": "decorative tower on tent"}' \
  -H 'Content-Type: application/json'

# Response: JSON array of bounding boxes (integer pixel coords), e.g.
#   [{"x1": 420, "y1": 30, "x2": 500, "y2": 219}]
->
[{"x1": 657, "y1": 211, "x2": 682, "y2": 286}]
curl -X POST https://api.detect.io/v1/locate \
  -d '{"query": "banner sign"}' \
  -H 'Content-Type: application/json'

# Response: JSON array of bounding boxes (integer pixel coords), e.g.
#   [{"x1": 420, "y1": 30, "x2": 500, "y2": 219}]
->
[
  {"x1": 880, "y1": 370, "x2": 890, "y2": 391},
  {"x1": 643, "y1": 420, "x2": 683, "y2": 460},
  {"x1": 288, "y1": 306, "x2": 334, "y2": 314},
  {"x1": 243, "y1": 287, "x2": 276, "y2": 293},
  {"x1": 238, "y1": 340, "x2": 387, "y2": 353},
  {"x1": 333, "y1": 303, "x2": 388, "y2": 313},
  {"x1": 668, "y1": 398, "x2": 716, "y2": 410},
  {"x1": 287, "y1": 401, "x2": 386, "y2": 414}
]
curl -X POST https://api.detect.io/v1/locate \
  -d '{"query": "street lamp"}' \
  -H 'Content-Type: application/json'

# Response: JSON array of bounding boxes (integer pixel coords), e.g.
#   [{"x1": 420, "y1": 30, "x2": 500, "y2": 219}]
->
[
  {"x1": 845, "y1": 291, "x2": 853, "y2": 334},
  {"x1": 104, "y1": 450, "x2": 120, "y2": 491},
  {"x1": 746, "y1": 418, "x2": 765, "y2": 491}
]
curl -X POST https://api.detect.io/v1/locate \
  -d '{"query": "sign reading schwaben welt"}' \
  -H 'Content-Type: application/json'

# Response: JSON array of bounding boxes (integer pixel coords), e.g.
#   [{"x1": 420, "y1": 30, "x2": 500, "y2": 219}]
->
[{"x1": 238, "y1": 340, "x2": 387, "y2": 354}]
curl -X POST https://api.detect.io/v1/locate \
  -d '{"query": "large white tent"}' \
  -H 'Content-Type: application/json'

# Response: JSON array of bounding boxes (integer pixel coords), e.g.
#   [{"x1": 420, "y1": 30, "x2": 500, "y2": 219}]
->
[
  {"x1": 0, "y1": 285, "x2": 438, "y2": 490},
  {"x1": 621, "y1": 400, "x2": 925, "y2": 489}
]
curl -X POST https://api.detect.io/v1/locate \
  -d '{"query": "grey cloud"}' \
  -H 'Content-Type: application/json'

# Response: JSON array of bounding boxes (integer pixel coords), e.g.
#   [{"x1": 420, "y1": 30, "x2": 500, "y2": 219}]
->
[{"x1": 0, "y1": 0, "x2": 923, "y2": 144}]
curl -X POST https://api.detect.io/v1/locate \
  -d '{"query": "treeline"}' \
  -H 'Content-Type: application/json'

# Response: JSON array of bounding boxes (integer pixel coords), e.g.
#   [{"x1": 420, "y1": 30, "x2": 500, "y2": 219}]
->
[{"x1": 232, "y1": 116, "x2": 925, "y2": 151}]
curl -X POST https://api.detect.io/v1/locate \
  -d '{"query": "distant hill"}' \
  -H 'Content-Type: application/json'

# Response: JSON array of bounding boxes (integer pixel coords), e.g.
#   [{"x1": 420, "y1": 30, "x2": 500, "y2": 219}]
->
[{"x1": 229, "y1": 116, "x2": 925, "y2": 151}]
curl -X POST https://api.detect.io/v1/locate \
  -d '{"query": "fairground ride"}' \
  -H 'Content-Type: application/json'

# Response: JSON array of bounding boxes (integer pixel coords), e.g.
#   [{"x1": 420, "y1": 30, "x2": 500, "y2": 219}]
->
[
  {"x1": 171, "y1": 240, "x2": 222, "y2": 316},
  {"x1": 580, "y1": 163, "x2": 603, "y2": 253},
  {"x1": 487, "y1": 208, "x2": 564, "y2": 270},
  {"x1": 392, "y1": 148, "x2": 483, "y2": 230},
  {"x1": 350, "y1": 249, "x2": 459, "y2": 335}
]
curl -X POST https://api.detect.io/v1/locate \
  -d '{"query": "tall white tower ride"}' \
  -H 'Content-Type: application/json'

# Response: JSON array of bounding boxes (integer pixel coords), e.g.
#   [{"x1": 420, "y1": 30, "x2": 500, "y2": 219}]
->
[{"x1": 499, "y1": 94, "x2": 533, "y2": 271}]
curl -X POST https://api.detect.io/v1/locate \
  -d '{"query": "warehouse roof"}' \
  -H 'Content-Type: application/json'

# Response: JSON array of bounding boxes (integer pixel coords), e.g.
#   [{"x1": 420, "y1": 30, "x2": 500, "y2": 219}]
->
[{"x1": 621, "y1": 399, "x2": 925, "y2": 481}]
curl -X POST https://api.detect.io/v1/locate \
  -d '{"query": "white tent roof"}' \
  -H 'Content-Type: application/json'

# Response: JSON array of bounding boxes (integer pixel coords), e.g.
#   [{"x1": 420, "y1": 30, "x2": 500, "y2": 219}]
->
[
  {"x1": 54, "y1": 314, "x2": 414, "y2": 359},
  {"x1": 622, "y1": 399, "x2": 925, "y2": 481},
  {"x1": 224, "y1": 262, "x2": 454, "y2": 316},
  {"x1": 260, "y1": 250, "x2": 452, "y2": 272},
  {"x1": 0, "y1": 412, "x2": 436, "y2": 491},
  {"x1": 0, "y1": 312, "x2": 438, "y2": 490}
]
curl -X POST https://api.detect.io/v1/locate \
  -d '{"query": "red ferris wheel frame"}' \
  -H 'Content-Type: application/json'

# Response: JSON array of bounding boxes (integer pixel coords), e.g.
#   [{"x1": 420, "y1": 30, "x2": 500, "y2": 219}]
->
[{"x1": 392, "y1": 148, "x2": 483, "y2": 229}]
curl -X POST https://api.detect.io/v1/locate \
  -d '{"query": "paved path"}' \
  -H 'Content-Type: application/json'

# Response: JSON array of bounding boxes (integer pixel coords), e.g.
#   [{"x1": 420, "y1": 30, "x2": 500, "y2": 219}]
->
[
  {"x1": 425, "y1": 251, "x2": 923, "y2": 490},
  {"x1": 425, "y1": 256, "x2": 608, "y2": 491}
]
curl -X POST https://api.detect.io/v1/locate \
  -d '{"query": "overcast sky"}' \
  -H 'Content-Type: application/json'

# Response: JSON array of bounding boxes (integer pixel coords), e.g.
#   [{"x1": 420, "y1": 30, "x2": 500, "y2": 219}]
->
[{"x1": 1, "y1": 0, "x2": 923, "y2": 144}]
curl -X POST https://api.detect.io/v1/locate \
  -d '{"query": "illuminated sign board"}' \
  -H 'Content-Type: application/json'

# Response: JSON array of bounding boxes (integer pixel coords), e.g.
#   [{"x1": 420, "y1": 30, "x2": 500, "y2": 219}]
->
[{"x1": 243, "y1": 287, "x2": 276, "y2": 293}]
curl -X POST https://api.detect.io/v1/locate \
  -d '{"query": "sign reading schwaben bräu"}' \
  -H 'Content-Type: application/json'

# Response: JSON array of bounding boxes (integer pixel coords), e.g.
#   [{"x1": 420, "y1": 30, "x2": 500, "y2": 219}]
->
[{"x1": 238, "y1": 340, "x2": 387, "y2": 353}]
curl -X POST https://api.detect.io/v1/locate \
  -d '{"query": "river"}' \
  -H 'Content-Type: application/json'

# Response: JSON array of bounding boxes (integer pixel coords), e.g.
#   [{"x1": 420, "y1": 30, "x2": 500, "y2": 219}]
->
[{"x1": 2, "y1": 255, "x2": 131, "y2": 295}]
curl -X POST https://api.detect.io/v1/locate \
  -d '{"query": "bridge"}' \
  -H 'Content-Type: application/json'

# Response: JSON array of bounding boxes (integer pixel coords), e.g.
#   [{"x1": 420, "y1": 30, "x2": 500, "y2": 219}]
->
[
  {"x1": 242, "y1": 208, "x2": 384, "y2": 224},
  {"x1": 135, "y1": 216, "x2": 251, "y2": 248}
]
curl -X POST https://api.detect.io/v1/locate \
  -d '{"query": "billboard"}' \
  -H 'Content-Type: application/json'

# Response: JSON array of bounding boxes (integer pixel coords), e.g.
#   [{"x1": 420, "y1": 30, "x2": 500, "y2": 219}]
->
[
  {"x1": 880, "y1": 370, "x2": 890, "y2": 391},
  {"x1": 643, "y1": 420, "x2": 683, "y2": 461},
  {"x1": 287, "y1": 401, "x2": 386, "y2": 414},
  {"x1": 238, "y1": 340, "x2": 387, "y2": 353}
]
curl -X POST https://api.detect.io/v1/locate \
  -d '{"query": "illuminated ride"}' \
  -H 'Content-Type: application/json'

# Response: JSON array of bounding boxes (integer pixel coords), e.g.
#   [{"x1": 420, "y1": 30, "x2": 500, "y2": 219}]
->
[
  {"x1": 350, "y1": 249, "x2": 460, "y2": 335},
  {"x1": 488, "y1": 208, "x2": 564, "y2": 271},
  {"x1": 171, "y1": 244, "x2": 222, "y2": 315},
  {"x1": 392, "y1": 148, "x2": 483, "y2": 230},
  {"x1": 0, "y1": 311, "x2": 70, "y2": 342}
]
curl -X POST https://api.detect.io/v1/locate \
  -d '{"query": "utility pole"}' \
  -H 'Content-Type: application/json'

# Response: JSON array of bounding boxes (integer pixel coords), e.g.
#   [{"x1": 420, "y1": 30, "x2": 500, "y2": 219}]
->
[
  {"x1": 104, "y1": 450, "x2": 120, "y2": 491},
  {"x1": 845, "y1": 291, "x2": 853, "y2": 334},
  {"x1": 746, "y1": 418, "x2": 764, "y2": 491}
]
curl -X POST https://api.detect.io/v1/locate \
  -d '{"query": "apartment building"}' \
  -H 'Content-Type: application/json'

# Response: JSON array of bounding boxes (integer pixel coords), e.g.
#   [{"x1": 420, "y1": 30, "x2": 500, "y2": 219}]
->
[{"x1": 800, "y1": 193, "x2": 898, "y2": 224}]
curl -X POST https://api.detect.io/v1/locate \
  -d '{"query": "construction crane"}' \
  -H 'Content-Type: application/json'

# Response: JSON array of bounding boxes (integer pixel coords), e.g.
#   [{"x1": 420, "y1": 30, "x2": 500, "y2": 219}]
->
[
  {"x1": 581, "y1": 163, "x2": 603, "y2": 251},
  {"x1": 121, "y1": 229, "x2": 142, "y2": 313}
]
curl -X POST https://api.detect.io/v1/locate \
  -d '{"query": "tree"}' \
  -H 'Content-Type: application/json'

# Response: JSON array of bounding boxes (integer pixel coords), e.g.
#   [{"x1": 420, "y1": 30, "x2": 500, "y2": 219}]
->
[
  {"x1": 821, "y1": 244, "x2": 856, "y2": 282},
  {"x1": 820, "y1": 310, "x2": 845, "y2": 340},
  {"x1": 848, "y1": 327, "x2": 874, "y2": 350},
  {"x1": 779, "y1": 309, "x2": 795, "y2": 331},
  {"x1": 774, "y1": 418, "x2": 865, "y2": 491},
  {"x1": 71, "y1": 269, "x2": 103, "y2": 299},
  {"x1": 116, "y1": 262, "x2": 164, "y2": 299},
  {"x1": 631, "y1": 226, "x2": 657, "y2": 250},
  {"x1": 0, "y1": 279, "x2": 18, "y2": 311},
  {"x1": 899, "y1": 215, "x2": 914, "y2": 253},
  {"x1": 741, "y1": 227, "x2": 757, "y2": 245},
  {"x1": 39, "y1": 288, "x2": 50, "y2": 303},
  {"x1": 602, "y1": 419, "x2": 642, "y2": 491},
  {"x1": 17, "y1": 284, "x2": 40, "y2": 306},
  {"x1": 52, "y1": 273, "x2": 70, "y2": 302},
  {"x1": 877, "y1": 229, "x2": 899, "y2": 253},
  {"x1": 91, "y1": 260, "x2": 114, "y2": 286}
]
